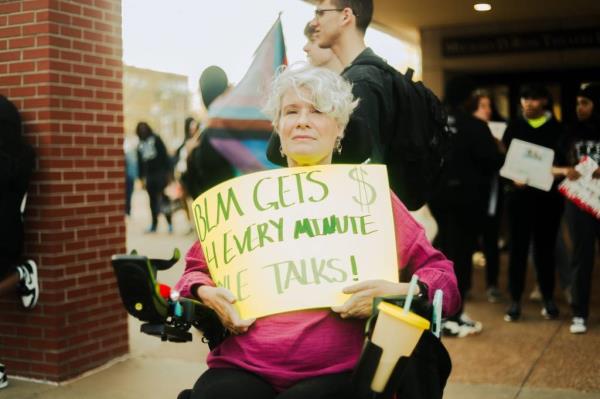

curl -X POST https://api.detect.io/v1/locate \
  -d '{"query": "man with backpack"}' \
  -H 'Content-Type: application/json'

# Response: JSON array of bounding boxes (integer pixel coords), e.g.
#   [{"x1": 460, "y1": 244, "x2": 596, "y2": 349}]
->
[{"x1": 267, "y1": 0, "x2": 449, "y2": 212}]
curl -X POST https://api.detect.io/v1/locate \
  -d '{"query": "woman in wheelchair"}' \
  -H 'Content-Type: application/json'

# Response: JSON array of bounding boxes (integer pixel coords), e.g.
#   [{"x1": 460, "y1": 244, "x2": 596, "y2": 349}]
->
[{"x1": 174, "y1": 64, "x2": 460, "y2": 399}]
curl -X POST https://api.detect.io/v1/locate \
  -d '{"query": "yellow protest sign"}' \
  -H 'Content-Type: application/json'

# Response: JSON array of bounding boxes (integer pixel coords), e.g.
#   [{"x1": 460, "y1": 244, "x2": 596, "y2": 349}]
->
[{"x1": 192, "y1": 164, "x2": 399, "y2": 319}]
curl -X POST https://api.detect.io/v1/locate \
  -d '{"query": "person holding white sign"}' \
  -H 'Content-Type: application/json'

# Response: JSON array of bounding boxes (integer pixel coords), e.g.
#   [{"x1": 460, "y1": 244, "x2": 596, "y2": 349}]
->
[
  {"x1": 174, "y1": 64, "x2": 460, "y2": 399},
  {"x1": 562, "y1": 83, "x2": 600, "y2": 334},
  {"x1": 501, "y1": 84, "x2": 569, "y2": 322}
]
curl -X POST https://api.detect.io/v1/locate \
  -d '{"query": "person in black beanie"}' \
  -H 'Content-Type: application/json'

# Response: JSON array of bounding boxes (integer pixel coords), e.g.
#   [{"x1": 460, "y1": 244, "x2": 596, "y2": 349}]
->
[
  {"x1": 0, "y1": 94, "x2": 39, "y2": 389},
  {"x1": 429, "y1": 77, "x2": 504, "y2": 337},
  {"x1": 562, "y1": 83, "x2": 600, "y2": 334},
  {"x1": 502, "y1": 84, "x2": 569, "y2": 322}
]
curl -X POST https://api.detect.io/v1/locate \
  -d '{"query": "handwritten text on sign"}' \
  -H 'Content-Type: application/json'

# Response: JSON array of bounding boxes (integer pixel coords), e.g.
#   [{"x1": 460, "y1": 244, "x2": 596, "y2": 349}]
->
[{"x1": 192, "y1": 165, "x2": 398, "y2": 319}]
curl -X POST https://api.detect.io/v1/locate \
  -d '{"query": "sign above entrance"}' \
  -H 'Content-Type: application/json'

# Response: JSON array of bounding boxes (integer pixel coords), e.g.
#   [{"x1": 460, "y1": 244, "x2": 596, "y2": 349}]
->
[{"x1": 443, "y1": 28, "x2": 600, "y2": 57}]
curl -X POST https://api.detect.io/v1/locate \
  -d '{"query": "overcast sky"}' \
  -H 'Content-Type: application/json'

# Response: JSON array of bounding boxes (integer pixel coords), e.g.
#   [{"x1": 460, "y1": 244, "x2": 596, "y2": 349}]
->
[{"x1": 122, "y1": 0, "x2": 419, "y2": 91}]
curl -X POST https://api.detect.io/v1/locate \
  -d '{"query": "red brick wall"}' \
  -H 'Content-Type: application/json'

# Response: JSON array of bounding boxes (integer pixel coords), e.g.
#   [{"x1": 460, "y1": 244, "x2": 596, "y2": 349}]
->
[{"x1": 0, "y1": 0, "x2": 128, "y2": 381}]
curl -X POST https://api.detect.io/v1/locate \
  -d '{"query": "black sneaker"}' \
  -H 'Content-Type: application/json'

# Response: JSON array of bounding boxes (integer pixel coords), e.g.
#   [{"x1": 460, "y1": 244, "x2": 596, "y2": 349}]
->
[
  {"x1": 17, "y1": 260, "x2": 39, "y2": 309},
  {"x1": 504, "y1": 301, "x2": 521, "y2": 322},
  {"x1": 541, "y1": 299, "x2": 559, "y2": 319},
  {"x1": 0, "y1": 363, "x2": 7, "y2": 389}
]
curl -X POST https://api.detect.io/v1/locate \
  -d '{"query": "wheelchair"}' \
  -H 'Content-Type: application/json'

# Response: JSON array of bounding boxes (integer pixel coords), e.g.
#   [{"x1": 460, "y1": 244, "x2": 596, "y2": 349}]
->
[{"x1": 111, "y1": 250, "x2": 451, "y2": 399}]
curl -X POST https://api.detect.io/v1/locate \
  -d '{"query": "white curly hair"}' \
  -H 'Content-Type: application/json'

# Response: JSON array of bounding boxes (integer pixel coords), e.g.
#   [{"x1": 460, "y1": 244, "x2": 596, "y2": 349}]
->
[{"x1": 263, "y1": 62, "x2": 358, "y2": 133}]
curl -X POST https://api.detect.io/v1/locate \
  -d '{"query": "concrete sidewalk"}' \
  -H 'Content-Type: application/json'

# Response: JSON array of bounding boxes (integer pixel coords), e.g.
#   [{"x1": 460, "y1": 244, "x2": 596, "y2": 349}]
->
[{"x1": 3, "y1": 189, "x2": 599, "y2": 398}]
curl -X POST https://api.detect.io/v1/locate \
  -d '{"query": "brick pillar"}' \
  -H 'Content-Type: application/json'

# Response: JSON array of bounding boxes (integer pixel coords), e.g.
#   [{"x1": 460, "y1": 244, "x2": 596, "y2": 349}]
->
[{"x1": 0, "y1": 0, "x2": 128, "y2": 382}]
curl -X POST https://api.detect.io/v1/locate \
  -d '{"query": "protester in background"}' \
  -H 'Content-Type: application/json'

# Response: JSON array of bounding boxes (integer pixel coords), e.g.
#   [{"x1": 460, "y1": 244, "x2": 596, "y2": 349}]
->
[
  {"x1": 502, "y1": 84, "x2": 568, "y2": 322},
  {"x1": 429, "y1": 78, "x2": 504, "y2": 337},
  {"x1": 136, "y1": 121, "x2": 173, "y2": 233},
  {"x1": 0, "y1": 95, "x2": 39, "y2": 389},
  {"x1": 302, "y1": 21, "x2": 342, "y2": 73},
  {"x1": 175, "y1": 64, "x2": 459, "y2": 399},
  {"x1": 563, "y1": 83, "x2": 600, "y2": 334},
  {"x1": 124, "y1": 135, "x2": 138, "y2": 217},
  {"x1": 469, "y1": 90, "x2": 506, "y2": 303}
]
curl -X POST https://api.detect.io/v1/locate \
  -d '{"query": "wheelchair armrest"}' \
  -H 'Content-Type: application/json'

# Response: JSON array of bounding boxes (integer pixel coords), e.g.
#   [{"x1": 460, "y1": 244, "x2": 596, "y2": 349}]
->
[
  {"x1": 111, "y1": 250, "x2": 228, "y2": 347},
  {"x1": 149, "y1": 248, "x2": 181, "y2": 271}
]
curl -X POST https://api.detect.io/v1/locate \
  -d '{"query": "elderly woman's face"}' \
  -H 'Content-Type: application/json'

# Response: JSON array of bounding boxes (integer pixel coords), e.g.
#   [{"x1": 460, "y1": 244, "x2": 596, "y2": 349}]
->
[{"x1": 278, "y1": 87, "x2": 341, "y2": 166}]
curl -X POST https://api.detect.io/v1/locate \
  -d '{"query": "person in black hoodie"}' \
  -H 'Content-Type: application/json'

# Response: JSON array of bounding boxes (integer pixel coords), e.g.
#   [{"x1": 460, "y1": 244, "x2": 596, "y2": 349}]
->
[
  {"x1": 502, "y1": 84, "x2": 569, "y2": 322},
  {"x1": 136, "y1": 121, "x2": 173, "y2": 233},
  {"x1": 562, "y1": 83, "x2": 600, "y2": 334},
  {"x1": 429, "y1": 78, "x2": 504, "y2": 337},
  {"x1": 0, "y1": 94, "x2": 39, "y2": 389}
]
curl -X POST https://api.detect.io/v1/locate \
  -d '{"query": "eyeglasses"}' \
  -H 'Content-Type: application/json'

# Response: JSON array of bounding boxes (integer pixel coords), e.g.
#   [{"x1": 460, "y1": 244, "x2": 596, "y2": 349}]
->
[{"x1": 314, "y1": 8, "x2": 344, "y2": 17}]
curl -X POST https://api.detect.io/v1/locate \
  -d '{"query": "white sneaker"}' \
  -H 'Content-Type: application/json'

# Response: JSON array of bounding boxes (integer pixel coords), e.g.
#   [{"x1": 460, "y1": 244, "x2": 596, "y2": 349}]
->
[
  {"x1": 457, "y1": 318, "x2": 483, "y2": 338},
  {"x1": 17, "y1": 260, "x2": 39, "y2": 309},
  {"x1": 570, "y1": 317, "x2": 587, "y2": 334},
  {"x1": 442, "y1": 316, "x2": 482, "y2": 338},
  {"x1": 442, "y1": 320, "x2": 460, "y2": 337},
  {"x1": 0, "y1": 363, "x2": 7, "y2": 389}
]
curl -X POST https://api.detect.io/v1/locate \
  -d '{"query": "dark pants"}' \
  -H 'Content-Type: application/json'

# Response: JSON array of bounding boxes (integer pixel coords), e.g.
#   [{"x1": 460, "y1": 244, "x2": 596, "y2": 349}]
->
[
  {"x1": 482, "y1": 210, "x2": 501, "y2": 288},
  {"x1": 125, "y1": 175, "x2": 134, "y2": 216},
  {"x1": 145, "y1": 174, "x2": 171, "y2": 229},
  {"x1": 566, "y1": 202, "x2": 600, "y2": 319},
  {"x1": 191, "y1": 368, "x2": 356, "y2": 399},
  {"x1": 481, "y1": 177, "x2": 503, "y2": 288},
  {"x1": 506, "y1": 189, "x2": 563, "y2": 302},
  {"x1": 430, "y1": 203, "x2": 480, "y2": 316}
]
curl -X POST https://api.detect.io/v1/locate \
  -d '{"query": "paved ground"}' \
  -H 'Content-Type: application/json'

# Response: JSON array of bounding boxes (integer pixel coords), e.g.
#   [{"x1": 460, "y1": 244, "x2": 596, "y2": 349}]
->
[{"x1": 3, "y1": 188, "x2": 600, "y2": 398}]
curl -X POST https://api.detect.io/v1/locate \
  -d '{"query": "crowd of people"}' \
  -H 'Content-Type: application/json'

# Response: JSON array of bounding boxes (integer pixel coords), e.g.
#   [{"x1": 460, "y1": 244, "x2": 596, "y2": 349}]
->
[
  {"x1": 170, "y1": 0, "x2": 597, "y2": 397},
  {"x1": 115, "y1": 1, "x2": 599, "y2": 398},
  {"x1": 122, "y1": 0, "x2": 598, "y2": 355},
  {"x1": 3, "y1": 0, "x2": 598, "y2": 396}
]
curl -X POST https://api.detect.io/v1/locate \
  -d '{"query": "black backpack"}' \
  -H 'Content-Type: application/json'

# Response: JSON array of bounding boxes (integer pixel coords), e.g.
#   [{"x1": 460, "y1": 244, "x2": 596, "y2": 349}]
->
[{"x1": 351, "y1": 56, "x2": 450, "y2": 211}]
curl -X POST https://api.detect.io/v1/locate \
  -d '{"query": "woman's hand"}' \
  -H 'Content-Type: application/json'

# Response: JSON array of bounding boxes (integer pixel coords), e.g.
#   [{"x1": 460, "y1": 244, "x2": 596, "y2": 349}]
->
[
  {"x1": 565, "y1": 167, "x2": 582, "y2": 181},
  {"x1": 331, "y1": 280, "x2": 418, "y2": 319},
  {"x1": 196, "y1": 286, "x2": 255, "y2": 335}
]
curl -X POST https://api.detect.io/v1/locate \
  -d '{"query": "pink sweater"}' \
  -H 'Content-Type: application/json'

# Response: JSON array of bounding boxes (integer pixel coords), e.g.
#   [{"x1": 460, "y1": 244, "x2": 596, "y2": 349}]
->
[{"x1": 175, "y1": 192, "x2": 460, "y2": 391}]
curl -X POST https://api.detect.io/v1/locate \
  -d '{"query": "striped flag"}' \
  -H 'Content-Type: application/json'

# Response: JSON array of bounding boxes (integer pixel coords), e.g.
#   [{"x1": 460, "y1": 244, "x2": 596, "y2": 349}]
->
[{"x1": 203, "y1": 16, "x2": 287, "y2": 175}]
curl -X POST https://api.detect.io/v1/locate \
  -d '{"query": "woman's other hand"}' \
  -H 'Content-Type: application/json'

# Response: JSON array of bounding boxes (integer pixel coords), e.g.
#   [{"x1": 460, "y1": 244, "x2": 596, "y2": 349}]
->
[
  {"x1": 331, "y1": 280, "x2": 418, "y2": 319},
  {"x1": 196, "y1": 286, "x2": 255, "y2": 334}
]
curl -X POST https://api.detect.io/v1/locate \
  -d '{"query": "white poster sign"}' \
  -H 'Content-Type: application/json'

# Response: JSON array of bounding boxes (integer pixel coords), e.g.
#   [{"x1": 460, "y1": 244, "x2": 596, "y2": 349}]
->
[
  {"x1": 500, "y1": 139, "x2": 554, "y2": 191},
  {"x1": 559, "y1": 157, "x2": 600, "y2": 219},
  {"x1": 488, "y1": 121, "x2": 507, "y2": 141}
]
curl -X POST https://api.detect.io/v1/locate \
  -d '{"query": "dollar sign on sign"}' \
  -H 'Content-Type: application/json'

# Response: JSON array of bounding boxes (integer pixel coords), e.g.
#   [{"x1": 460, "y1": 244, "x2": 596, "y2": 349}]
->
[{"x1": 349, "y1": 167, "x2": 376, "y2": 212}]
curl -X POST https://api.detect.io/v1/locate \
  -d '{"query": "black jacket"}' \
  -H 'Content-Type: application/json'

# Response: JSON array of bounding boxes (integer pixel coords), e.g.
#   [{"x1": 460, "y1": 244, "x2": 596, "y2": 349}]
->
[
  {"x1": 339, "y1": 47, "x2": 396, "y2": 163},
  {"x1": 0, "y1": 95, "x2": 35, "y2": 262},
  {"x1": 502, "y1": 115, "x2": 568, "y2": 193},
  {"x1": 137, "y1": 133, "x2": 171, "y2": 192},
  {"x1": 567, "y1": 117, "x2": 600, "y2": 166},
  {"x1": 430, "y1": 110, "x2": 503, "y2": 209}
]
